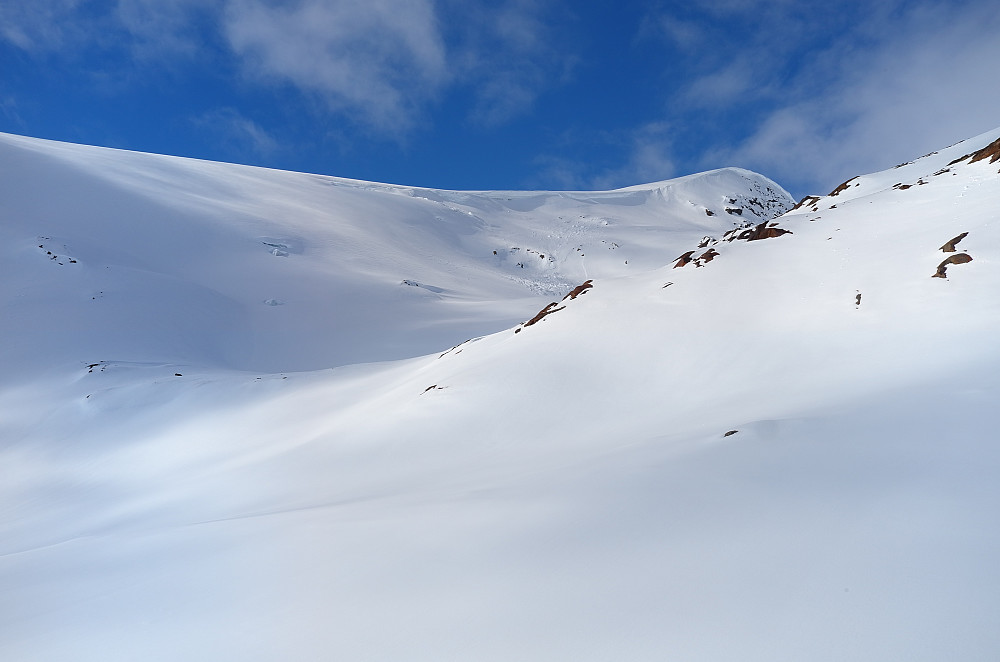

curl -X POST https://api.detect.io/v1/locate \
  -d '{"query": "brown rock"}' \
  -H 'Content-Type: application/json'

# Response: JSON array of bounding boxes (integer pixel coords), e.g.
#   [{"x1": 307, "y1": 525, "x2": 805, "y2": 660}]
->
[
  {"x1": 932, "y1": 252, "x2": 973, "y2": 278},
  {"x1": 742, "y1": 221, "x2": 793, "y2": 241},
  {"x1": 673, "y1": 251, "x2": 696, "y2": 268},
  {"x1": 939, "y1": 232, "x2": 968, "y2": 252},
  {"x1": 523, "y1": 302, "x2": 566, "y2": 327},
  {"x1": 828, "y1": 176, "x2": 858, "y2": 196},
  {"x1": 790, "y1": 195, "x2": 820, "y2": 211},
  {"x1": 562, "y1": 280, "x2": 593, "y2": 300}
]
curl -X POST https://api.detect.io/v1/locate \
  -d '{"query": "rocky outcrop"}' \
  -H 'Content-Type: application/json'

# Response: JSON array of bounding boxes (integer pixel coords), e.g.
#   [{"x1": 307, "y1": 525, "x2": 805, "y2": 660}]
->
[
  {"x1": 940, "y1": 232, "x2": 968, "y2": 252},
  {"x1": 933, "y1": 253, "x2": 973, "y2": 278}
]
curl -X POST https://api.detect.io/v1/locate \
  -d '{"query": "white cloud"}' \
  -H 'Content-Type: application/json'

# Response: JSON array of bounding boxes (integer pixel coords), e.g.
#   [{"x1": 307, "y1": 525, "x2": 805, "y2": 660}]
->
[
  {"x1": 0, "y1": 95, "x2": 25, "y2": 128},
  {"x1": 717, "y1": 1, "x2": 1000, "y2": 195},
  {"x1": 0, "y1": 0, "x2": 215, "y2": 61},
  {"x1": 589, "y1": 122, "x2": 677, "y2": 190},
  {"x1": 194, "y1": 107, "x2": 279, "y2": 157},
  {"x1": 222, "y1": 0, "x2": 448, "y2": 133},
  {"x1": 114, "y1": 0, "x2": 220, "y2": 59},
  {"x1": 532, "y1": 123, "x2": 678, "y2": 191},
  {"x1": 446, "y1": 0, "x2": 576, "y2": 127},
  {"x1": 682, "y1": 60, "x2": 761, "y2": 108},
  {"x1": 634, "y1": 13, "x2": 703, "y2": 53},
  {"x1": 1, "y1": 0, "x2": 574, "y2": 138},
  {"x1": 0, "y1": 0, "x2": 87, "y2": 52}
]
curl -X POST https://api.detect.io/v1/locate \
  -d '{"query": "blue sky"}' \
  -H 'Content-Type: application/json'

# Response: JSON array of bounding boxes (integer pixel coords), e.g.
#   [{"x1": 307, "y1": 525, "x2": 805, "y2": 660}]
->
[{"x1": 1, "y1": 0, "x2": 998, "y2": 198}]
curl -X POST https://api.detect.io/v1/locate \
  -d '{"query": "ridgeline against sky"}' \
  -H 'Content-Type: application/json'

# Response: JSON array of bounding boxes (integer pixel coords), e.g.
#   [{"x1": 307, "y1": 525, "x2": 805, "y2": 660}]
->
[{"x1": 1, "y1": 0, "x2": 998, "y2": 197}]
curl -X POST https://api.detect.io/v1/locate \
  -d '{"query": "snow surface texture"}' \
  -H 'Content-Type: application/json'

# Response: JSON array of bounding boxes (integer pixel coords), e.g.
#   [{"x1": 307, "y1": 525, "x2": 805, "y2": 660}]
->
[{"x1": 1, "y1": 129, "x2": 999, "y2": 661}]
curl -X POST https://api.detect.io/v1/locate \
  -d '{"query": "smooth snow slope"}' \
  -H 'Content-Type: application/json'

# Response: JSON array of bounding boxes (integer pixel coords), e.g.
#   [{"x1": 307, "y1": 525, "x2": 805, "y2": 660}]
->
[
  {"x1": 2, "y1": 129, "x2": 1000, "y2": 661},
  {"x1": 0, "y1": 132, "x2": 790, "y2": 376}
]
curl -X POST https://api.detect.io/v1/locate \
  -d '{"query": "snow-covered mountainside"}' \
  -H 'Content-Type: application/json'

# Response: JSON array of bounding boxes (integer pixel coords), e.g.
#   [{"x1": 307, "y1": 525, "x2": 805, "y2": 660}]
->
[
  {"x1": 0, "y1": 133, "x2": 790, "y2": 375},
  {"x1": 2, "y1": 128, "x2": 999, "y2": 661}
]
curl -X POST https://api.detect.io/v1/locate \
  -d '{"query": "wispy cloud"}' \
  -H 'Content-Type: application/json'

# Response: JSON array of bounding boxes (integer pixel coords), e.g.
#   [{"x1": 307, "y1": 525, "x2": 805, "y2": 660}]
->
[
  {"x1": 532, "y1": 122, "x2": 677, "y2": 191},
  {"x1": 622, "y1": 0, "x2": 1000, "y2": 196},
  {"x1": 193, "y1": 107, "x2": 279, "y2": 158},
  {"x1": 1, "y1": 0, "x2": 574, "y2": 137},
  {"x1": 0, "y1": 95, "x2": 25, "y2": 128},
  {"x1": 589, "y1": 122, "x2": 677, "y2": 190},
  {"x1": 114, "y1": 0, "x2": 221, "y2": 60},
  {"x1": 0, "y1": 1, "x2": 88, "y2": 52},
  {"x1": 446, "y1": 0, "x2": 577, "y2": 127},
  {"x1": 222, "y1": 0, "x2": 448, "y2": 133},
  {"x1": 712, "y1": 1, "x2": 1000, "y2": 195}
]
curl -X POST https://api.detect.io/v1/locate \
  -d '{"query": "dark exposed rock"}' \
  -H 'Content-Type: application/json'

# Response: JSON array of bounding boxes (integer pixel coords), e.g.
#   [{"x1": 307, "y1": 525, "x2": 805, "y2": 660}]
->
[
  {"x1": 523, "y1": 302, "x2": 566, "y2": 327},
  {"x1": 695, "y1": 248, "x2": 720, "y2": 265},
  {"x1": 948, "y1": 137, "x2": 1000, "y2": 166},
  {"x1": 740, "y1": 221, "x2": 793, "y2": 241},
  {"x1": 932, "y1": 252, "x2": 973, "y2": 278},
  {"x1": 673, "y1": 250, "x2": 696, "y2": 268},
  {"x1": 828, "y1": 176, "x2": 858, "y2": 196},
  {"x1": 723, "y1": 430, "x2": 738, "y2": 437},
  {"x1": 790, "y1": 195, "x2": 820, "y2": 211},
  {"x1": 940, "y1": 232, "x2": 968, "y2": 252},
  {"x1": 562, "y1": 280, "x2": 593, "y2": 300},
  {"x1": 968, "y1": 136, "x2": 1000, "y2": 164}
]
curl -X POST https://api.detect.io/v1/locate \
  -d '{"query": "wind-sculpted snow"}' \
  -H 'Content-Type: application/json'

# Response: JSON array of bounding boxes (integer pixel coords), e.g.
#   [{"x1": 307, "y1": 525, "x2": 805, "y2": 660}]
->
[{"x1": 2, "y1": 129, "x2": 1000, "y2": 661}]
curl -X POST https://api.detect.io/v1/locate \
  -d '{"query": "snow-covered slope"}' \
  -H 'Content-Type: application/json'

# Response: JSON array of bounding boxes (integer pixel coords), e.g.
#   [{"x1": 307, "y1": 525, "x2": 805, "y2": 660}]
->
[
  {"x1": 0, "y1": 133, "x2": 790, "y2": 375},
  {"x1": 2, "y1": 129, "x2": 999, "y2": 661}
]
